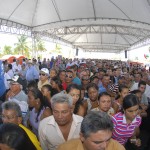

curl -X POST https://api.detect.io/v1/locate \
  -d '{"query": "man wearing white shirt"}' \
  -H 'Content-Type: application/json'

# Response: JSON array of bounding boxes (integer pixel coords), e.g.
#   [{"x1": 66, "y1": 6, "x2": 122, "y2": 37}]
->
[
  {"x1": 7, "y1": 64, "x2": 14, "y2": 78},
  {"x1": 12, "y1": 60, "x2": 21, "y2": 75},
  {"x1": 39, "y1": 93, "x2": 83, "y2": 150},
  {"x1": 4, "y1": 72, "x2": 11, "y2": 90}
]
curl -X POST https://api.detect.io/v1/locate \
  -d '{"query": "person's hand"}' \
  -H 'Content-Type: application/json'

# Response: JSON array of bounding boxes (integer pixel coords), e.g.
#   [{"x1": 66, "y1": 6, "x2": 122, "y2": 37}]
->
[
  {"x1": 135, "y1": 138, "x2": 141, "y2": 147},
  {"x1": 7, "y1": 91, "x2": 15, "y2": 98},
  {"x1": 140, "y1": 104, "x2": 148, "y2": 110}
]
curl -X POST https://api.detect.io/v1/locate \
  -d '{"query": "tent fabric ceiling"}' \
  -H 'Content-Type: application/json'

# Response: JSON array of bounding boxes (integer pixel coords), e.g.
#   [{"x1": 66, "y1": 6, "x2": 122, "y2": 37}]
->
[{"x1": 0, "y1": 0, "x2": 150, "y2": 53}]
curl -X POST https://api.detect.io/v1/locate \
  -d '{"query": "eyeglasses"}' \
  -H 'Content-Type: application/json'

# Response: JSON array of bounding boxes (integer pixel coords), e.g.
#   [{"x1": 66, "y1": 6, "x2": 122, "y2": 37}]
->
[
  {"x1": 65, "y1": 74, "x2": 73, "y2": 78},
  {"x1": 39, "y1": 73, "x2": 46, "y2": 76},
  {"x1": 82, "y1": 78, "x2": 90, "y2": 81},
  {"x1": 0, "y1": 115, "x2": 18, "y2": 120}
]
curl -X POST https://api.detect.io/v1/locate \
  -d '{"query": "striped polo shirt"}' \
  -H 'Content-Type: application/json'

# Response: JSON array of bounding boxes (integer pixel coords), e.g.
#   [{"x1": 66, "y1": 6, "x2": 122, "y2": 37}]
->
[{"x1": 112, "y1": 112, "x2": 141, "y2": 145}]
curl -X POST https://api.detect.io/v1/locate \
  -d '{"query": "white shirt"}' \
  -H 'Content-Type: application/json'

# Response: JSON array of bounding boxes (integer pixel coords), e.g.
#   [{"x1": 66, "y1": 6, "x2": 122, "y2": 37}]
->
[
  {"x1": 4, "y1": 72, "x2": 11, "y2": 89},
  {"x1": 130, "y1": 82, "x2": 150, "y2": 98},
  {"x1": 12, "y1": 63, "x2": 21, "y2": 74},
  {"x1": 39, "y1": 114, "x2": 83, "y2": 150},
  {"x1": 7, "y1": 69, "x2": 14, "y2": 78}
]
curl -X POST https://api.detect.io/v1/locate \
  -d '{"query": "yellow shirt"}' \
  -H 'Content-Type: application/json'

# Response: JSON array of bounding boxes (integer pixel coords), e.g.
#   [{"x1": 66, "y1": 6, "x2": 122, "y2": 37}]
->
[
  {"x1": 19, "y1": 124, "x2": 42, "y2": 150},
  {"x1": 57, "y1": 138, "x2": 125, "y2": 150},
  {"x1": 38, "y1": 80, "x2": 50, "y2": 91}
]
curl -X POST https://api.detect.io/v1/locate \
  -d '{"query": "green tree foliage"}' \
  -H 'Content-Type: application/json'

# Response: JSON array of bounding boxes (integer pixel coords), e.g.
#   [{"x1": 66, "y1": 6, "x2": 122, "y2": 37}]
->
[
  {"x1": 3, "y1": 45, "x2": 12, "y2": 55},
  {"x1": 51, "y1": 44, "x2": 62, "y2": 54},
  {"x1": 35, "y1": 39, "x2": 46, "y2": 52},
  {"x1": 14, "y1": 35, "x2": 30, "y2": 56}
]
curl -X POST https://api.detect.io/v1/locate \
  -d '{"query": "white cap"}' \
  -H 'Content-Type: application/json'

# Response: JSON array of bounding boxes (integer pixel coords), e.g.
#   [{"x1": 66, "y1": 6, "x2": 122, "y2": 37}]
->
[
  {"x1": 12, "y1": 75, "x2": 19, "y2": 82},
  {"x1": 40, "y1": 68, "x2": 49, "y2": 76}
]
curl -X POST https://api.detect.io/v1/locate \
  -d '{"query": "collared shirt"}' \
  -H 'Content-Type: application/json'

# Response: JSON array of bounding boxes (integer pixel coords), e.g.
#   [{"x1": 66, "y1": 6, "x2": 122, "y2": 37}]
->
[
  {"x1": 7, "y1": 69, "x2": 14, "y2": 78},
  {"x1": 8, "y1": 90, "x2": 28, "y2": 125},
  {"x1": 12, "y1": 63, "x2": 21, "y2": 75},
  {"x1": 39, "y1": 114, "x2": 83, "y2": 150},
  {"x1": 99, "y1": 83, "x2": 107, "y2": 94},
  {"x1": 130, "y1": 82, "x2": 150, "y2": 98},
  {"x1": 4, "y1": 72, "x2": 11, "y2": 90},
  {"x1": 112, "y1": 112, "x2": 141, "y2": 145},
  {"x1": 57, "y1": 138, "x2": 125, "y2": 150},
  {"x1": 8, "y1": 90, "x2": 28, "y2": 102},
  {"x1": 98, "y1": 83, "x2": 111, "y2": 94},
  {"x1": 26, "y1": 66, "x2": 39, "y2": 81},
  {"x1": 109, "y1": 83, "x2": 119, "y2": 94},
  {"x1": 141, "y1": 93, "x2": 148, "y2": 105},
  {"x1": 38, "y1": 80, "x2": 50, "y2": 91}
]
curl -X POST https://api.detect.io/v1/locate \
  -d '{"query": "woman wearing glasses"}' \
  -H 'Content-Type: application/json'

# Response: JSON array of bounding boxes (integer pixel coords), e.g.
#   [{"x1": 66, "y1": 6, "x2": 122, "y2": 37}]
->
[
  {"x1": 38, "y1": 68, "x2": 50, "y2": 91},
  {"x1": 65, "y1": 70, "x2": 74, "y2": 87}
]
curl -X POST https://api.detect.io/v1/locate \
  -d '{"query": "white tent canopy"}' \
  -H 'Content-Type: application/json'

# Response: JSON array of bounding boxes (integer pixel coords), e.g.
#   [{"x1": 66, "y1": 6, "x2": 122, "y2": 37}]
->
[{"x1": 0, "y1": 0, "x2": 150, "y2": 53}]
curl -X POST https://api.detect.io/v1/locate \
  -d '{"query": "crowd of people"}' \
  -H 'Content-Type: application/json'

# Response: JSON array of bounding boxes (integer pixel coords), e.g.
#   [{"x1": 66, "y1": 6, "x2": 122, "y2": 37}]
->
[{"x1": 0, "y1": 56, "x2": 150, "y2": 150}]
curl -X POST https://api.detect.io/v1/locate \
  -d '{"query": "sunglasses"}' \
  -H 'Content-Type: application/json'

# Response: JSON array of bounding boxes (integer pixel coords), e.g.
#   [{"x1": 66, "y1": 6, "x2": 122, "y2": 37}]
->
[
  {"x1": 82, "y1": 78, "x2": 90, "y2": 81},
  {"x1": 39, "y1": 73, "x2": 46, "y2": 76},
  {"x1": 65, "y1": 74, "x2": 73, "y2": 78}
]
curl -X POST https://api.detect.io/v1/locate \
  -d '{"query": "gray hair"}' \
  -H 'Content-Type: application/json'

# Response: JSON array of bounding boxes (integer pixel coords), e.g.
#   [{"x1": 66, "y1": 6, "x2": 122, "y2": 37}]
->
[
  {"x1": 2, "y1": 101, "x2": 22, "y2": 117},
  {"x1": 81, "y1": 111, "x2": 113, "y2": 138},
  {"x1": 51, "y1": 93, "x2": 73, "y2": 108}
]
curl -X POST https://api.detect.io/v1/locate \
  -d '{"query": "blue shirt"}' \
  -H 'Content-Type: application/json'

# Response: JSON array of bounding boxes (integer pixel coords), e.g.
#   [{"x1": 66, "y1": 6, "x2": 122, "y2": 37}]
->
[
  {"x1": 26, "y1": 66, "x2": 39, "y2": 81},
  {"x1": 99, "y1": 83, "x2": 106, "y2": 94},
  {"x1": 114, "y1": 76, "x2": 118, "y2": 85},
  {"x1": 0, "y1": 61, "x2": 6, "y2": 97},
  {"x1": 72, "y1": 77, "x2": 81, "y2": 85}
]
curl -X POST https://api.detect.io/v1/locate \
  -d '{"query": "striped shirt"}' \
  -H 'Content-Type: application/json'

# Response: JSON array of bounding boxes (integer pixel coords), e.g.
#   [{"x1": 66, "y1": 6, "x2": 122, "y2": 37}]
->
[
  {"x1": 112, "y1": 112, "x2": 141, "y2": 145},
  {"x1": 109, "y1": 84, "x2": 119, "y2": 94}
]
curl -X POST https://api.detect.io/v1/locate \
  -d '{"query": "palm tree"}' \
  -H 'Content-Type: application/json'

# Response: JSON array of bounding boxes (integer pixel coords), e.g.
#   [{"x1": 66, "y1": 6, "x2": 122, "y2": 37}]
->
[
  {"x1": 32, "y1": 38, "x2": 46, "y2": 58},
  {"x1": 51, "y1": 44, "x2": 62, "y2": 54},
  {"x1": 36, "y1": 39, "x2": 46, "y2": 52},
  {"x1": 14, "y1": 35, "x2": 29, "y2": 56},
  {"x1": 3, "y1": 45, "x2": 12, "y2": 55}
]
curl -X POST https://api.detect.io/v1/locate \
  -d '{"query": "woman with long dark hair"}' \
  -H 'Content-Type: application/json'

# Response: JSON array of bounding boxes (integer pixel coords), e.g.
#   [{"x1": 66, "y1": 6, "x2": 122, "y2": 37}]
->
[
  {"x1": 28, "y1": 88, "x2": 52, "y2": 136},
  {"x1": 50, "y1": 76, "x2": 64, "y2": 92},
  {"x1": 112, "y1": 94, "x2": 141, "y2": 148},
  {"x1": 112, "y1": 85, "x2": 129, "y2": 113},
  {"x1": 66, "y1": 84, "x2": 85, "y2": 117},
  {"x1": 41, "y1": 84, "x2": 58, "y2": 109}
]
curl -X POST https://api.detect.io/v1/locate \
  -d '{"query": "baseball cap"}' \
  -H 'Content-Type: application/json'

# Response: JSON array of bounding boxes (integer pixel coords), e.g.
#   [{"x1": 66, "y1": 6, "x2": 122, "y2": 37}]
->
[
  {"x1": 8, "y1": 75, "x2": 23, "y2": 85},
  {"x1": 40, "y1": 68, "x2": 49, "y2": 76}
]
